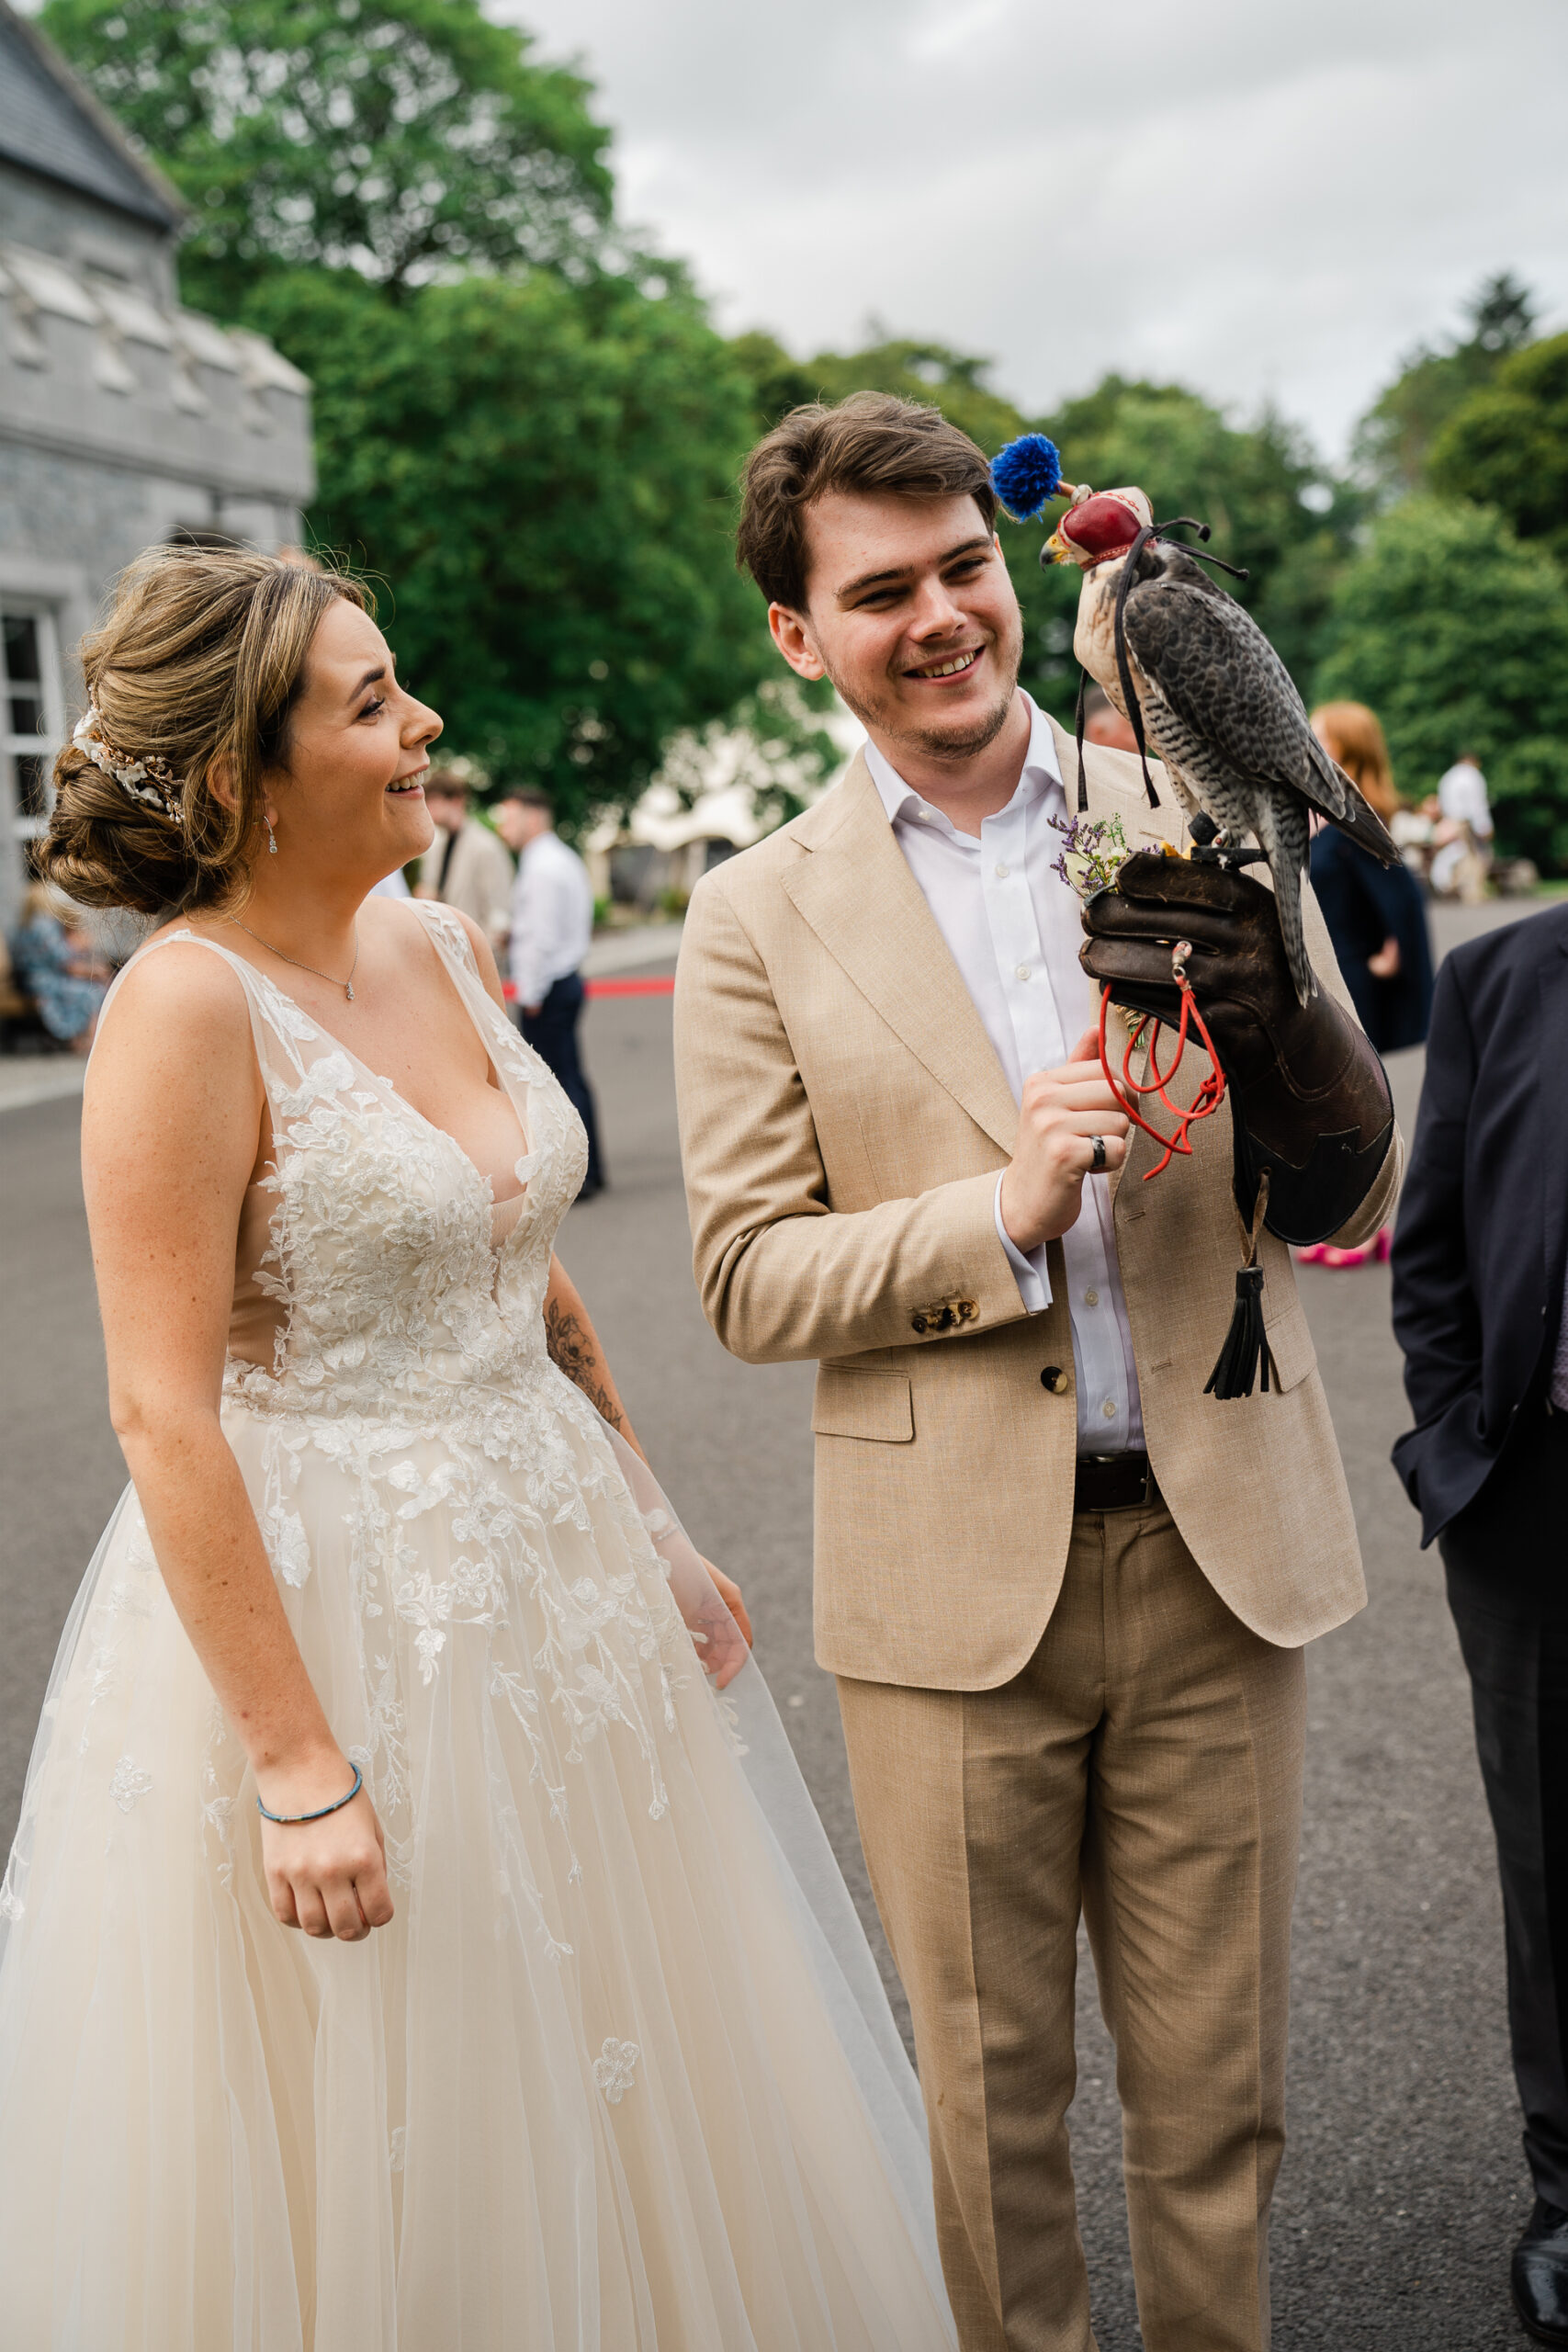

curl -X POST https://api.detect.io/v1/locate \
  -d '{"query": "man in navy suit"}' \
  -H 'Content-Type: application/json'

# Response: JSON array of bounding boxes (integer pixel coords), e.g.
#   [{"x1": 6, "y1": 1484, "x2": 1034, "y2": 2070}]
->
[{"x1": 1392, "y1": 903, "x2": 1568, "y2": 2345}]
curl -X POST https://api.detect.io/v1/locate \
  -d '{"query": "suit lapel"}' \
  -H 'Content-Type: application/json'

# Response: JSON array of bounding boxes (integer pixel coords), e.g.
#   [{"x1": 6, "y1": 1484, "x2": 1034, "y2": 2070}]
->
[
  {"x1": 783, "y1": 756, "x2": 1020, "y2": 1156},
  {"x1": 1540, "y1": 924, "x2": 1568, "y2": 1310}
]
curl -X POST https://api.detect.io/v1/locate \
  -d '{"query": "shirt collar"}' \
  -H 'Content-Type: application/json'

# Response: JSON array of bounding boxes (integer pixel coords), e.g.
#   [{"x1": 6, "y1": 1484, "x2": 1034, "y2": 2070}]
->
[{"x1": 863, "y1": 691, "x2": 1064, "y2": 835}]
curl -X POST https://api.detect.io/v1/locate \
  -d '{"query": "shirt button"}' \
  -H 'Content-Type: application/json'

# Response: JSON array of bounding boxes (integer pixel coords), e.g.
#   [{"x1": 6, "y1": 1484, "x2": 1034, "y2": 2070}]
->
[
  {"x1": 1015, "y1": 964, "x2": 1032, "y2": 981},
  {"x1": 1084, "y1": 1288, "x2": 1100, "y2": 1307},
  {"x1": 1102, "y1": 1398, "x2": 1118, "y2": 1420},
  {"x1": 995, "y1": 862, "x2": 1010, "y2": 878}
]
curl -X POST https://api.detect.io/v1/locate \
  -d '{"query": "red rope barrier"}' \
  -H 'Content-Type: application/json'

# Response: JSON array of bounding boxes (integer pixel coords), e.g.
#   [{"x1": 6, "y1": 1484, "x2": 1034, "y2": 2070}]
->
[{"x1": 1097, "y1": 939, "x2": 1227, "y2": 1180}]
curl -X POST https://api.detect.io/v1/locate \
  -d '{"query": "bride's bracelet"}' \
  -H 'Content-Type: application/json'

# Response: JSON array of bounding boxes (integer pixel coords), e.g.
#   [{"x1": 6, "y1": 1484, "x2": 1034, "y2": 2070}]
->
[{"x1": 256, "y1": 1762, "x2": 363, "y2": 1825}]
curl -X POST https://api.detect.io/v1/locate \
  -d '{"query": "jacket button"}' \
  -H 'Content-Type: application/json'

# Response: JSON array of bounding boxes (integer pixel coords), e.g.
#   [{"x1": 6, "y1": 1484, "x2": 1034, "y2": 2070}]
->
[{"x1": 1041, "y1": 1365, "x2": 1070, "y2": 1396}]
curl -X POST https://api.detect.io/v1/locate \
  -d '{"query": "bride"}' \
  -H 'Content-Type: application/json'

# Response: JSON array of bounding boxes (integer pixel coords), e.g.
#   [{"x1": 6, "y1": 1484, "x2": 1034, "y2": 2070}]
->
[{"x1": 0, "y1": 546, "x2": 956, "y2": 2352}]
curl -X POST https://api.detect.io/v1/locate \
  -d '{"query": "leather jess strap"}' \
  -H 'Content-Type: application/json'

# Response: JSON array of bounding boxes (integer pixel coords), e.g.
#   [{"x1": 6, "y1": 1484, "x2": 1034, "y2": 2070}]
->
[{"x1": 1074, "y1": 1451, "x2": 1158, "y2": 1514}]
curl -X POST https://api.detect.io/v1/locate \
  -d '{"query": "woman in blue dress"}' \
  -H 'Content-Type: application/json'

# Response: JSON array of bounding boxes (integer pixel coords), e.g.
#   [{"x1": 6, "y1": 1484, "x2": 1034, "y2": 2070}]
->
[
  {"x1": 1303, "y1": 702, "x2": 1433, "y2": 1268},
  {"x1": 8, "y1": 881, "x2": 110, "y2": 1050}
]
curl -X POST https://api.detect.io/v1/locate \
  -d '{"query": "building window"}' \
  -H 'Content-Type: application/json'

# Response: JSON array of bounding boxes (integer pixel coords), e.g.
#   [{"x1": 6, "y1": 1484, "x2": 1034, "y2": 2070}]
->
[{"x1": 2, "y1": 606, "x2": 65, "y2": 854}]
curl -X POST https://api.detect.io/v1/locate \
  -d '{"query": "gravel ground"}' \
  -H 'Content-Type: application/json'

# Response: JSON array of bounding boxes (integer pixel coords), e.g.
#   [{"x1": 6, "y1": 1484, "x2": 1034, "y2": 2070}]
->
[{"x1": 0, "y1": 897, "x2": 1546, "y2": 2347}]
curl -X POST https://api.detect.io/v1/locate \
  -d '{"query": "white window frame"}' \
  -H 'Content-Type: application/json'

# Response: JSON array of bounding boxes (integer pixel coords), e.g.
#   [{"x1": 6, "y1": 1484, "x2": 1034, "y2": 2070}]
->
[{"x1": 1, "y1": 600, "x2": 66, "y2": 848}]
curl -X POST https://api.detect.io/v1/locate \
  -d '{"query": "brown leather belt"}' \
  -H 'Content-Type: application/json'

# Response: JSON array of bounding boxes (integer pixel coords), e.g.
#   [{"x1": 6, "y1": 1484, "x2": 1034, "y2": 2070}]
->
[{"x1": 1074, "y1": 1451, "x2": 1158, "y2": 1514}]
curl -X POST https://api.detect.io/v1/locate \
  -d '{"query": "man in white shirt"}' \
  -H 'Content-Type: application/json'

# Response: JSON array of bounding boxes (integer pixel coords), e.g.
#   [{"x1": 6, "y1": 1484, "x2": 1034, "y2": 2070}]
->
[
  {"x1": 494, "y1": 788, "x2": 604, "y2": 1197},
  {"x1": 1437, "y1": 750, "x2": 1495, "y2": 842},
  {"x1": 674, "y1": 394, "x2": 1399, "y2": 2352}
]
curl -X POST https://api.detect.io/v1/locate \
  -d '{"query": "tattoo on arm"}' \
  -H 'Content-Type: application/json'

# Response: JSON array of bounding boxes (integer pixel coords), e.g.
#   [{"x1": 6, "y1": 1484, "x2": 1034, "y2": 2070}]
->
[{"x1": 545, "y1": 1300, "x2": 625, "y2": 1431}]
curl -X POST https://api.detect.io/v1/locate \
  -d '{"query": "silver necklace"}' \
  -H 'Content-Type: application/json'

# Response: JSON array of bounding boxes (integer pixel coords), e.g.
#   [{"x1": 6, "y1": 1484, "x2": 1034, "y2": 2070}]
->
[{"x1": 225, "y1": 915, "x2": 360, "y2": 1001}]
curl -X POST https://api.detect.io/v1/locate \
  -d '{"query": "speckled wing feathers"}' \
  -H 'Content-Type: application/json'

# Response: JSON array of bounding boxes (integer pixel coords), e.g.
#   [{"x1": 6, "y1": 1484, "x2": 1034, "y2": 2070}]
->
[{"x1": 1123, "y1": 571, "x2": 1398, "y2": 863}]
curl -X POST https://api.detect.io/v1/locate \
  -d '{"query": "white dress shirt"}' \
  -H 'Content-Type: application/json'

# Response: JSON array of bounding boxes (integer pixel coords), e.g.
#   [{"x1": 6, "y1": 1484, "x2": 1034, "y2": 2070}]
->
[
  {"x1": 1438, "y1": 760, "x2": 1494, "y2": 840},
  {"x1": 864, "y1": 695, "x2": 1145, "y2": 1453},
  {"x1": 509, "y1": 828, "x2": 594, "y2": 1010}
]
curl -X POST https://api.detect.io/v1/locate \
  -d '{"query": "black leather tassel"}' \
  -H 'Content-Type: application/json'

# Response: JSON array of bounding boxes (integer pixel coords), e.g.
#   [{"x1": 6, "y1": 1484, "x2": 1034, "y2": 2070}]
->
[
  {"x1": 1205, "y1": 1167, "x2": 1275, "y2": 1400},
  {"x1": 1204, "y1": 1264, "x2": 1273, "y2": 1398}
]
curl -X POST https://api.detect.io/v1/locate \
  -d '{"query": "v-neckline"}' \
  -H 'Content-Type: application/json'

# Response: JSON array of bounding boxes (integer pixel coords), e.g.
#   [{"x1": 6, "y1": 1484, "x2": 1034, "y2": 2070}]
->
[{"x1": 173, "y1": 925, "x2": 533, "y2": 1208}]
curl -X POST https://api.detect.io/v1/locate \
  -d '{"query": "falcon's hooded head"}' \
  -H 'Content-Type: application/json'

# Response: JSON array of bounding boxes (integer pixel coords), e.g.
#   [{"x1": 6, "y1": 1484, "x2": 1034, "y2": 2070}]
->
[{"x1": 1045, "y1": 487, "x2": 1153, "y2": 570}]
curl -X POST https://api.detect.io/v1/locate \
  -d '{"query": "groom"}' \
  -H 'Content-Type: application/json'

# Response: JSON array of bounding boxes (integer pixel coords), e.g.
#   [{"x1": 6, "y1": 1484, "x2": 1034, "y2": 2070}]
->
[{"x1": 672, "y1": 393, "x2": 1399, "y2": 2352}]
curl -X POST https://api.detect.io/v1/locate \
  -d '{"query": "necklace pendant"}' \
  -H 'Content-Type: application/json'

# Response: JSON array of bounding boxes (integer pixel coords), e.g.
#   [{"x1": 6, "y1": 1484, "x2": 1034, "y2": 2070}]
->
[{"x1": 345, "y1": 982, "x2": 355, "y2": 1001}]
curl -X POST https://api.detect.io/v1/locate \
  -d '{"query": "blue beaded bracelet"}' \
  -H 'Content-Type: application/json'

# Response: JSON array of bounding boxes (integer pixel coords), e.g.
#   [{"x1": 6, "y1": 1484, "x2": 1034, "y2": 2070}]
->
[{"x1": 256, "y1": 1762, "x2": 363, "y2": 1825}]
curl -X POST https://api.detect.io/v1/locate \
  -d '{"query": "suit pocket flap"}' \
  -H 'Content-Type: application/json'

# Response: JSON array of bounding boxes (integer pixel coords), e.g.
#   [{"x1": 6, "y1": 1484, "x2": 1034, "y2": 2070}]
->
[
  {"x1": 1262, "y1": 1300, "x2": 1316, "y2": 1394},
  {"x1": 811, "y1": 1366, "x2": 915, "y2": 1443}
]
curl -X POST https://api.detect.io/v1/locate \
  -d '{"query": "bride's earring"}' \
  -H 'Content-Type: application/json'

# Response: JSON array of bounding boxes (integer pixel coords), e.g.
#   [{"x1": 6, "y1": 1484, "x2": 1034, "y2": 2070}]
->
[{"x1": 265, "y1": 815, "x2": 278, "y2": 857}]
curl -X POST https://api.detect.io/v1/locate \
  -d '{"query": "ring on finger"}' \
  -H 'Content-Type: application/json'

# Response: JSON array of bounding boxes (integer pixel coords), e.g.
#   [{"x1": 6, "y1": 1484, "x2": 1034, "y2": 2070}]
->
[{"x1": 1089, "y1": 1135, "x2": 1107, "y2": 1173}]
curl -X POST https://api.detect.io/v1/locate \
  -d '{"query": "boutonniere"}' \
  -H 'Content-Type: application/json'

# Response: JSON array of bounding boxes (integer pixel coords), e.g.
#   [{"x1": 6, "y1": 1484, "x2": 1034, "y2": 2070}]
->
[{"x1": 1049, "y1": 809, "x2": 1132, "y2": 901}]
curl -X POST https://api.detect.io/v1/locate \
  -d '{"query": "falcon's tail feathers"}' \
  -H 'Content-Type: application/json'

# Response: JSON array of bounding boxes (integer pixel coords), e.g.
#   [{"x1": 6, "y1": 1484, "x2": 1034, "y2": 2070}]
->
[{"x1": 1269, "y1": 852, "x2": 1315, "y2": 1010}]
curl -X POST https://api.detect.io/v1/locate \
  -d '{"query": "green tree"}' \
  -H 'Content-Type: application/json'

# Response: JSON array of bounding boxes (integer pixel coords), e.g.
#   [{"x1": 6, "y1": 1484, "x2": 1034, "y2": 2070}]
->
[
  {"x1": 1352, "y1": 270, "x2": 1537, "y2": 497},
  {"x1": 728, "y1": 331, "x2": 1027, "y2": 454},
  {"x1": 1313, "y1": 497, "x2": 1568, "y2": 871},
  {"x1": 39, "y1": 0, "x2": 612, "y2": 311},
  {"x1": 1428, "y1": 332, "x2": 1568, "y2": 568},
  {"x1": 242, "y1": 265, "x2": 784, "y2": 833}
]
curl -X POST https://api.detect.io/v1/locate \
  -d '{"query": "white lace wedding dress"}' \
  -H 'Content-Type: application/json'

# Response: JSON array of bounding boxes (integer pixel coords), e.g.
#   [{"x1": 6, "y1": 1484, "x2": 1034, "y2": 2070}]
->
[{"x1": 0, "y1": 904, "x2": 955, "y2": 2352}]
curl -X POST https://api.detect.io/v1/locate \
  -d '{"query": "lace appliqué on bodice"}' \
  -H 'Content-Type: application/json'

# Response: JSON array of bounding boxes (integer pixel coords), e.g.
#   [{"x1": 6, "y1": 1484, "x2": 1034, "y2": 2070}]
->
[{"x1": 97, "y1": 909, "x2": 700, "y2": 1920}]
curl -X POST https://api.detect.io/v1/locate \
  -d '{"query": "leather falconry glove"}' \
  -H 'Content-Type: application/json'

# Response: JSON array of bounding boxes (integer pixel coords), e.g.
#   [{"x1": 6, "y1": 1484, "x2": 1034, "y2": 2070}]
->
[{"x1": 1079, "y1": 851, "x2": 1394, "y2": 1248}]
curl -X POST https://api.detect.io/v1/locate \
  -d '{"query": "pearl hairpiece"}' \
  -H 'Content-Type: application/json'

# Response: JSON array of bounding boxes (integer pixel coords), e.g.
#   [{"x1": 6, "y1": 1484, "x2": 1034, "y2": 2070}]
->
[{"x1": 72, "y1": 705, "x2": 184, "y2": 822}]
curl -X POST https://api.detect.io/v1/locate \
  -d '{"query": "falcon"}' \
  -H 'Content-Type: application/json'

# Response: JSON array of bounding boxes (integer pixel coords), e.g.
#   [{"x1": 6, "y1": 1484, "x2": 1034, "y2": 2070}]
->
[{"x1": 1046, "y1": 483, "x2": 1399, "y2": 1006}]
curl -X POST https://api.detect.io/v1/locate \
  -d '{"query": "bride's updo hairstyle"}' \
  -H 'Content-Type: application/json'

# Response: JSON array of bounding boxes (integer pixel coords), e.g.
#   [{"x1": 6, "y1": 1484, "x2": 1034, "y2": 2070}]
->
[{"x1": 42, "y1": 544, "x2": 370, "y2": 914}]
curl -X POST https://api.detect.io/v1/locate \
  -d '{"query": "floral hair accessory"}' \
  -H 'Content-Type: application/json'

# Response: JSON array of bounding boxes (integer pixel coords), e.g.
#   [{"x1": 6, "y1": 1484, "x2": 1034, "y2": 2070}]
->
[
  {"x1": 1049, "y1": 808, "x2": 1131, "y2": 899},
  {"x1": 72, "y1": 704, "x2": 184, "y2": 822}
]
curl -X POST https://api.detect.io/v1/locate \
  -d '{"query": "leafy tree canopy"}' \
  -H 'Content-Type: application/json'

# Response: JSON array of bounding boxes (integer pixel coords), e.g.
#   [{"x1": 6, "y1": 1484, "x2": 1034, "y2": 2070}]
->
[
  {"x1": 1428, "y1": 331, "x2": 1568, "y2": 567},
  {"x1": 237, "y1": 265, "x2": 778, "y2": 834},
  {"x1": 1352, "y1": 270, "x2": 1537, "y2": 497},
  {"x1": 39, "y1": 0, "x2": 613, "y2": 311},
  {"x1": 1313, "y1": 497, "x2": 1568, "y2": 871},
  {"x1": 728, "y1": 330, "x2": 1027, "y2": 458}
]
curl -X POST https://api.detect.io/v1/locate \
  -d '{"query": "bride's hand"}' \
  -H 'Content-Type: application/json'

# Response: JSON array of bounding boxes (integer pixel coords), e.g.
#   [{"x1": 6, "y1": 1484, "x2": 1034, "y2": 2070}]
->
[
  {"x1": 256, "y1": 1759, "x2": 395, "y2": 1941},
  {"x1": 694, "y1": 1558, "x2": 754, "y2": 1690}
]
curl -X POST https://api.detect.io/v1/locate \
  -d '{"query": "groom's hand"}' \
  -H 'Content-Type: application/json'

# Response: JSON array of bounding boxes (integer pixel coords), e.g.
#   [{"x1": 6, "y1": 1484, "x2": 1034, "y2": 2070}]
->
[{"x1": 998, "y1": 1028, "x2": 1130, "y2": 1256}]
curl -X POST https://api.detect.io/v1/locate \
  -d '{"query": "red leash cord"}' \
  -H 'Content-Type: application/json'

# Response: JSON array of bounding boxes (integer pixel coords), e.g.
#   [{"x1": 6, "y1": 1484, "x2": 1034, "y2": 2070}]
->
[{"x1": 1097, "y1": 938, "x2": 1228, "y2": 1180}]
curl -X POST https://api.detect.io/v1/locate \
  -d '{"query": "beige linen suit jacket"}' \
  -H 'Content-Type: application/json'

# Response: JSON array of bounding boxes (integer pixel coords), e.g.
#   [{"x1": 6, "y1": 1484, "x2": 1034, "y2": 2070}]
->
[
  {"x1": 415, "y1": 820, "x2": 514, "y2": 947},
  {"x1": 673, "y1": 723, "x2": 1401, "y2": 1691}
]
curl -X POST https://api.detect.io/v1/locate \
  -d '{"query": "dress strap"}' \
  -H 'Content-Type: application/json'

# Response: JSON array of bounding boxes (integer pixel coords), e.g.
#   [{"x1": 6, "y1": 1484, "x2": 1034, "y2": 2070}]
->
[
  {"x1": 410, "y1": 897, "x2": 480, "y2": 978},
  {"x1": 91, "y1": 927, "x2": 324, "y2": 1090}
]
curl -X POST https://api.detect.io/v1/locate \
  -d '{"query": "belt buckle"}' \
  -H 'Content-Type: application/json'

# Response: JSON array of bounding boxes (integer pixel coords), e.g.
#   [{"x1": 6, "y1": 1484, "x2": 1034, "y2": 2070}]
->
[{"x1": 1081, "y1": 1451, "x2": 1153, "y2": 1512}]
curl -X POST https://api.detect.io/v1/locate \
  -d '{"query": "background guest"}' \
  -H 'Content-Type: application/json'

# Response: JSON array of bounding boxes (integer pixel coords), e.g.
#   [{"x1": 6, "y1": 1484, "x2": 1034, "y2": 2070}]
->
[
  {"x1": 1081, "y1": 682, "x2": 1139, "y2": 753},
  {"x1": 1428, "y1": 748, "x2": 1495, "y2": 901},
  {"x1": 493, "y1": 787, "x2": 605, "y2": 1199},
  {"x1": 413, "y1": 764, "x2": 514, "y2": 955},
  {"x1": 1302, "y1": 700, "x2": 1434, "y2": 1268},
  {"x1": 1309, "y1": 703, "x2": 1434, "y2": 1050},
  {"x1": 7, "y1": 880, "x2": 109, "y2": 1052},
  {"x1": 1391, "y1": 903, "x2": 1568, "y2": 2348}
]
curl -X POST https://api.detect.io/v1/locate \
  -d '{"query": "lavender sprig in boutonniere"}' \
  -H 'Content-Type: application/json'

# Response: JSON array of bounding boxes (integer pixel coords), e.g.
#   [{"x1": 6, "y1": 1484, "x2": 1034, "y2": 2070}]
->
[{"x1": 1049, "y1": 809, "x2": 1132, "y2": 900}]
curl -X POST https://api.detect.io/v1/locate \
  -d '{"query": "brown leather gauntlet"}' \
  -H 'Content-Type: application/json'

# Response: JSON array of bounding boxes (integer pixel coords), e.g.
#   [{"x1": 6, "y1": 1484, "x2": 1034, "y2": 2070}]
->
[{"x1": 1079, "y1": 852, "x2": 1394, "y2": 1246}]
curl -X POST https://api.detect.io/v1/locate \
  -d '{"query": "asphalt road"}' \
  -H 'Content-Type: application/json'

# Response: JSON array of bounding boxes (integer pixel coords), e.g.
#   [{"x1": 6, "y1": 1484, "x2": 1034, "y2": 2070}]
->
[{"x1": 0, "y1": 899, "x2": 1549, "y2": 2348}]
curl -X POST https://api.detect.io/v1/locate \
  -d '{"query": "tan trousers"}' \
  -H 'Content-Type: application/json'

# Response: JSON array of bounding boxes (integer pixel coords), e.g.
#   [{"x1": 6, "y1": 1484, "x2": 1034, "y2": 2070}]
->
[{"x1": 837, "y1": 1501, "x2": 1306, "y2": 2352}]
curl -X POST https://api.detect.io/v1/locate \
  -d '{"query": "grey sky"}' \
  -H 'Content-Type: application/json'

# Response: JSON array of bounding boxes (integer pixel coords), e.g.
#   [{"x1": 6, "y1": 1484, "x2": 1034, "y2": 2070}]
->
[{"x1": 507, "y1": 0, "x2": 1568, "y2": 460}]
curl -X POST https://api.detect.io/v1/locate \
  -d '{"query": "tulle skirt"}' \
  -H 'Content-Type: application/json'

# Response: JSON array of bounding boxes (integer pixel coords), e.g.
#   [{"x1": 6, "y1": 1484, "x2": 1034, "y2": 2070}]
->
[{"x1": 0, "y1": 1375, "x2": 954, "y2": 2351}]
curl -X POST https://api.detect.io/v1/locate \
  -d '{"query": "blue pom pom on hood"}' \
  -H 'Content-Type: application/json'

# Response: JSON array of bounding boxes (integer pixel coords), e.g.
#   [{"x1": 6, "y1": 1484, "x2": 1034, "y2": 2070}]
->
[{"x1": 989, "y1": 434, "x2": 1065, "y2": 523}]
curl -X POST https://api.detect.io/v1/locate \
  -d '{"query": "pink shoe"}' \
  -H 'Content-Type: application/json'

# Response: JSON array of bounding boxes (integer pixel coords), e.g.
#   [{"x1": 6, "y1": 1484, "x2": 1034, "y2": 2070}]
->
[
  {"x1": 1295, "y1": 1244, "x2": 1329, "y2": 1265},
  {"x1": 1317, "y1": 1227, "x2": 1392, "y2": 1270}
]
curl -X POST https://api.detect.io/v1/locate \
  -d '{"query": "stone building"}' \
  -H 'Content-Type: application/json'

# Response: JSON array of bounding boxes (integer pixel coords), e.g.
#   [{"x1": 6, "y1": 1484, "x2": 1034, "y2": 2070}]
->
[{"x1": 0, "y1": 1, "x2": 313, "y2": 927}]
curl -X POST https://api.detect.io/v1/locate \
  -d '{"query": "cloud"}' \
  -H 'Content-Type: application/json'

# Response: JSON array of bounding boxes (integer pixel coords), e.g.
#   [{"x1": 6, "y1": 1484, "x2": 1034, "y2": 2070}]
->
[{"x1": 507, "y1": 0, "x2": 1568, "y2": 455}]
